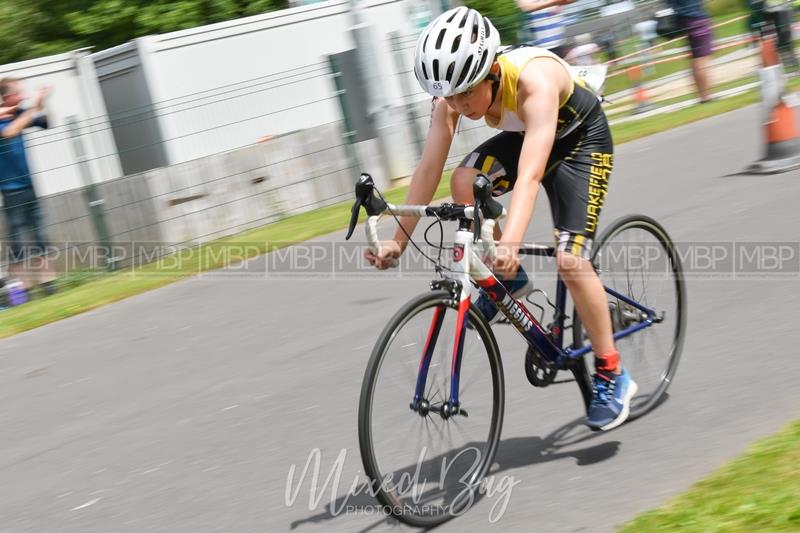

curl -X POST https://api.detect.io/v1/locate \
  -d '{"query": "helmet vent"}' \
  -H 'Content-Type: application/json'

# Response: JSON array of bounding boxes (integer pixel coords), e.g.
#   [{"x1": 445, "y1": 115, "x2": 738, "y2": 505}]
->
[
  {"x1": 476, "y1": 50, "x2": 488, "y2": 77},
  {"x1": 455, "y1": 56, "x2": 473, "y2": 87},
  {"x1": 432, "y1": 59, "x2": 440, "y2": 81},
  {"x1": 451, "y1": 35, "x2": 461, "y2": 53},
  {"x1": 436, "y1": 29, "x2": 447, "y2": 50},
  {"x1": 445, "y1": 62, "x2": 455, "y2": 83},
  {"x1": 446, "y1": 10, "x2": 459, "y2": 23}
]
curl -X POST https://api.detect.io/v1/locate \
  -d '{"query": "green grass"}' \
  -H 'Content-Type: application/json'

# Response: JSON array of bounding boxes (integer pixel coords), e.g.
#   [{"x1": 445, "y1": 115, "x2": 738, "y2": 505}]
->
[
  {"x1": 603, "y1": 10, "x2": 754, "y2": 95},
  {"x1": 0, "y1": 179, "x2": 452, "y2": 338},
  {"x1": 610, "y1": 84, "x2": 757, "y2": 143},
  {"x1": 610, "y1": 76, "x2": 800, "y2": 143},
  {"x1": 601, "y1": 10, "x2": 749, "y2": 59},
  {"x1": 605, "y1": 73, "x2": 762, "y2": 117},
  {"x1": 619, "y1": 420, "x2": 800, "y2": 532},
  {"x1": 711, "y1": 10, "x2": 751, "y2": 39},
  {"x1": 707, "y1": 0, "x2": 747, "y2": 19},
  {"x1": 663, "y1": 11, "x2": 750, "y2": 51},
  {"x1": 605, "y1": 58, "x2": 691, "y2": 96},
  {"x1": 604, "y1": 39, "x2": 755, "y2": 96}
]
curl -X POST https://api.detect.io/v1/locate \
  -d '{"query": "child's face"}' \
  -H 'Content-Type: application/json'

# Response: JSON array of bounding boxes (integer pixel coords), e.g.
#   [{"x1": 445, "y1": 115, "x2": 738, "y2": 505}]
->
[{"x1": 443, "y1": 78, "x2": 493, "y2": 120}]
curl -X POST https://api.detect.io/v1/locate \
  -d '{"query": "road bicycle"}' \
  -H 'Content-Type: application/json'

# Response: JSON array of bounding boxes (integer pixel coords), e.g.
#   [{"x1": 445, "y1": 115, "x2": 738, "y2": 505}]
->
[{"x1": 347, "y1": 173, "x2": 686, "y2": 526}]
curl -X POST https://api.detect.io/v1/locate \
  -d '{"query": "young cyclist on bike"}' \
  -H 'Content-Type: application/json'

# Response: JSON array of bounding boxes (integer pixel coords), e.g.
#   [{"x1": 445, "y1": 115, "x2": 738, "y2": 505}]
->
[{"x1": 365, "y1": 7, "x2": 636, "y2": 431}]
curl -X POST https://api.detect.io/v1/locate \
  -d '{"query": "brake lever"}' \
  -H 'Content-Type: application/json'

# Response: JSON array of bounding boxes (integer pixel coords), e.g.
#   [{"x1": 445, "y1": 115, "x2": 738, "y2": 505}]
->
[
  {"x1": 345, "y1": 173, "x2": 386, "y2": 240},
  {"x1": 345, "y1": 197, "x2": 362, "y2": 240},
  {"x1": 474, "y1": 173, "x2": 504, "y2": 220},
  {"x1": 472, "y1": 196, "x2": 482, "y2": 243},
  {"x1": 472, "y1": 173, "x2": 496, "y2": 243}
]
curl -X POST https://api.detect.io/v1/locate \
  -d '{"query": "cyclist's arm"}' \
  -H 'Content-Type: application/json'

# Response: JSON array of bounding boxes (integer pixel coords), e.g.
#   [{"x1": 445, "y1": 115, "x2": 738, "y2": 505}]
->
[
  {"x1": 391, "y1": 98, "x2": 458, "y2": 251},
  {"x1": 500, "y1": 61, "x2": 561, "y2": 248}
]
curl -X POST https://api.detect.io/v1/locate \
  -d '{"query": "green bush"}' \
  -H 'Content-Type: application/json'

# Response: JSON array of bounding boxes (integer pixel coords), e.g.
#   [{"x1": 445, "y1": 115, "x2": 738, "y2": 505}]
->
[{"x1": 462, "y1": 0, "x2": 524, "y2": 45}]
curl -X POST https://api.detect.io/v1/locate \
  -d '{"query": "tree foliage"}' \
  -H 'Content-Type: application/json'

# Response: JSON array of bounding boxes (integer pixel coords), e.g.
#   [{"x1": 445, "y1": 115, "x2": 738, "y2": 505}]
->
[
  {"x1": 462, "y1": 0, "x2": 524, "y2": 45},
  {"x1": 0, "y1": 0, "x2": 289, "y2": 65}
]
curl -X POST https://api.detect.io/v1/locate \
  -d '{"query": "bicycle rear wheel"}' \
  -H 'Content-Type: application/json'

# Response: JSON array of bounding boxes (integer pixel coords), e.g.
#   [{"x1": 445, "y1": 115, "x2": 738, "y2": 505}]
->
[
  {"x1": 358, "y1": 290, "x2": 504, "y2": 527},
  {"x1": 573, "y1": 215, "x2": 686, "y2": 420}
]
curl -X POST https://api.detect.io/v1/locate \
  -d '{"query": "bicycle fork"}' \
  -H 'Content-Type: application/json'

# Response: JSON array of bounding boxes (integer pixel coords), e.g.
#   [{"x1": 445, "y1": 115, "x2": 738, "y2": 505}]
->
[
  {"x1": 409, "y1": 228, "x2": 475, "y2": 419},
  {"x1": 410, "y1": 229, "x2": 563, "y2": 419}
]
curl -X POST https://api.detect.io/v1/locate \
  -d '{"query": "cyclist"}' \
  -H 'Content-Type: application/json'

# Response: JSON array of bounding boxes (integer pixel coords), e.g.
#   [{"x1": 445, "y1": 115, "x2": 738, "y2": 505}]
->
[{"x1": 365, "y1": 7, "x2": 636, "y2": 431}]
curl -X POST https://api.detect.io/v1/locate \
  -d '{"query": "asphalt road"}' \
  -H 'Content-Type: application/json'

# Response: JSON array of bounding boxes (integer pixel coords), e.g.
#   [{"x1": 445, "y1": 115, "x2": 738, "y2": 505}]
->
[{"x1": 2, "y1": 104, "x2": 800, "y2": 532}]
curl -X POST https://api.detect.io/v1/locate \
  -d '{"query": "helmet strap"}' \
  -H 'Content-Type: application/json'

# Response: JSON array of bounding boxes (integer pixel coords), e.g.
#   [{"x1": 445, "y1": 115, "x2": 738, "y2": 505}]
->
[{"x1": 485, "y1": 72, "x2": 501, "y2": 114}]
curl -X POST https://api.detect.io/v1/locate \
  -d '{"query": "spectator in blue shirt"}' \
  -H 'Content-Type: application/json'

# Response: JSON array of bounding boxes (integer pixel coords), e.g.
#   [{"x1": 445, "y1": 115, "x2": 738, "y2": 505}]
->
[
  {"x1": 0, "y1": 77, "x2": 56, "y2": 296},
  {"x1": 517, "y1": 0, "x2": 575, "y2": 58}
]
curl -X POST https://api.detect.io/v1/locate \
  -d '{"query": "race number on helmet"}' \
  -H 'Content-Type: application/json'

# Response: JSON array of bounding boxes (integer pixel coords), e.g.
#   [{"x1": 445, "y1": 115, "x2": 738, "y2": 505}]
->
[{"x1": 413, "y1": 7, "x2": 501, "y2": 97}]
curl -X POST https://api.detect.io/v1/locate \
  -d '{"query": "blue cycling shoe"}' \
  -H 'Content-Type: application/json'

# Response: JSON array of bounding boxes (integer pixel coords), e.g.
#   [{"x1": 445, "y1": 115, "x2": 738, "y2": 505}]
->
[
  {"x1": 586, "y1": 367, "x2": 638, "y2": 431},
  {"x1": 474, "y1": 266, "x2": 533, "y2": 325}
]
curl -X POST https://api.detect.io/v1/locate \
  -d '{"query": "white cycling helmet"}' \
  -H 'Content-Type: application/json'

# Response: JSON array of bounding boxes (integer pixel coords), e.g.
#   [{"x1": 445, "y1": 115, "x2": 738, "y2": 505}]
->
[{"x1": 413, "y1": 7, "x2": 501, "y2": 98}]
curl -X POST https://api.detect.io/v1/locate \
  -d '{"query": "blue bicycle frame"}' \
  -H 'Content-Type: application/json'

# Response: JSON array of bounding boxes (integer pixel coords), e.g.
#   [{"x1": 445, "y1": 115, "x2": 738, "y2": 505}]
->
[{"x1": 409, "y1": 227, "x2": 658, "y2": 415}]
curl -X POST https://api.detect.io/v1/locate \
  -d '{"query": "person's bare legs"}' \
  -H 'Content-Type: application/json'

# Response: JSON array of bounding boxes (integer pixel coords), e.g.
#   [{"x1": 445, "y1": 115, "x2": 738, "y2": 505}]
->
[
  {"x1": 556, "y1": 251, "x2": 617, "y2": 367},
  {"x1": 450, "y1": 166, "x2": 481, "y2": 204},
  {"x1": 692, "y1": 56, "x2": 712, "y2": 102}
]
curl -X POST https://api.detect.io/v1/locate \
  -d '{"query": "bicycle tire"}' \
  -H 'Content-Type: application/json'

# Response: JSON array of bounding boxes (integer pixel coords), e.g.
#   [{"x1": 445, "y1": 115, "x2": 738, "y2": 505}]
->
[
  {"x1": 573, "y1": 214, "x2": 687, "y2": 420},
  {"x1": 358, "y1": 290, "x2": 505, "y2": 527}
]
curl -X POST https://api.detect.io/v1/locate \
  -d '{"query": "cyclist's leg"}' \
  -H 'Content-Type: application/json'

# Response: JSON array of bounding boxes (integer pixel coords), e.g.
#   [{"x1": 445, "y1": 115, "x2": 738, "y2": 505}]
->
[
  {"x1": 451, "y1": 131, "x2": 523, "y2": 204},
  {"x1": 452, "y1": 131, "x2": 523, "y2": 241},
  {"x1": 542, "y1": 114, "x2": 635, "y2": 429},
  {"x1": 543, "y1": 126, "x2": 615, "y2": 361},
  {"x1": 545, "y1": 170, "x2": 619, "y2": 362}
]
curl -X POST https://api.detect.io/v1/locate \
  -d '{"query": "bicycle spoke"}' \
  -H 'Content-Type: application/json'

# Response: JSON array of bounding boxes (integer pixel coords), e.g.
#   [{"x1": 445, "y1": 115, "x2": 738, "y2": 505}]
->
[
  {"x1": 360, "y1": 291, "x2": 505, "y2": 527},
  {"x1": 451, "y1": 417, "x2": 474, "y2": 449},
  {"x1": 429, "y1": 389, "x2": 441, "y2": 405},
  {"x1": 460, "y1": 358, "x2": 482, "y2": 397},
  {"x1": 583, "y1": 217, "x2": 685, "y2": 422}
]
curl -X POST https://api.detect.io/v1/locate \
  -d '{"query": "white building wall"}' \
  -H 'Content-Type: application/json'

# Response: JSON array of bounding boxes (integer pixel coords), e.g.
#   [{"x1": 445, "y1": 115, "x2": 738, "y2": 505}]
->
[{"x1": 135, "y1": 0, "x2": 417, "y2": 165}]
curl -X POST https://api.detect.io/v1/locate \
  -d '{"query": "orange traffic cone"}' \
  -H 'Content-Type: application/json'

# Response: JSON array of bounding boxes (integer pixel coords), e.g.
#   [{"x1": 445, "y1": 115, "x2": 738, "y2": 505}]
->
[
  {"x1": 627, "y1": 64, "x2": 653, "y2": 115},
  {"x1": 748, "y1": 36, "x2": 800, "y2": 174}
]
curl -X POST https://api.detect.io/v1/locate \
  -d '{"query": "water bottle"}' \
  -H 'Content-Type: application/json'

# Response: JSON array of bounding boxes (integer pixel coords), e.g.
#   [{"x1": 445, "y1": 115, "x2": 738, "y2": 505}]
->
[{"x1": 6, "y1": 279, "x2": 29, "y2": 306}]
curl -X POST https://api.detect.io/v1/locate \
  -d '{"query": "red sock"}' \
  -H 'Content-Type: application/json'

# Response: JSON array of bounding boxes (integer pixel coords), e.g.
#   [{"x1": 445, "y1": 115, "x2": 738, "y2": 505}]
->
[{"x1": 595, "y1": 350, "x2": 620, "y2": 374}]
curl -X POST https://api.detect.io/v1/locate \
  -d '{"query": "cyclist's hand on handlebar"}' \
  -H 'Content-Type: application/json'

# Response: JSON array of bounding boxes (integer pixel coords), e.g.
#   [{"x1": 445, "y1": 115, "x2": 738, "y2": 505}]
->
[
  {"x1": 365, "y1": 240, "x2": 402, "y2": 270},
  {"x1": 494, "y1": 243, "x2": 520, "y2": 280}
]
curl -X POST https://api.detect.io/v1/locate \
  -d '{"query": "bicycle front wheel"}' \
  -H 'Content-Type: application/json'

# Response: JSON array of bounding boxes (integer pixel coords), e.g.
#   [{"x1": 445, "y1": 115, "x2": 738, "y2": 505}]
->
[
  {"x1": 358, "y1": 290, "x2": 504, "y2": 527},
  {"x1": 574, "y1": 215, "x2": 686, "y2": 420}
]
